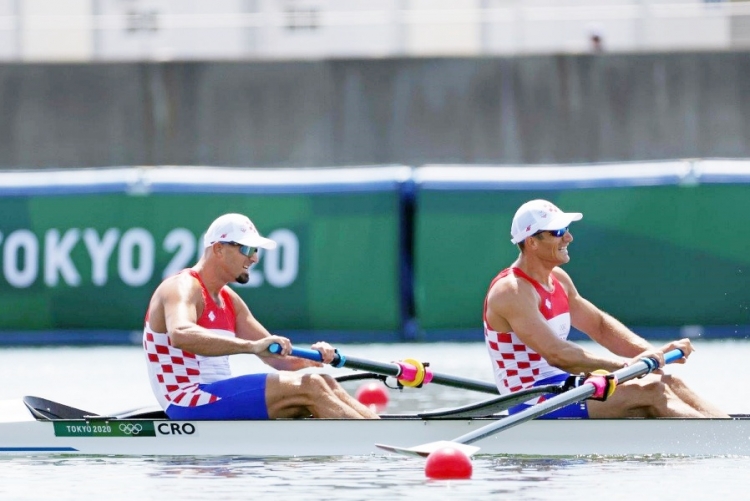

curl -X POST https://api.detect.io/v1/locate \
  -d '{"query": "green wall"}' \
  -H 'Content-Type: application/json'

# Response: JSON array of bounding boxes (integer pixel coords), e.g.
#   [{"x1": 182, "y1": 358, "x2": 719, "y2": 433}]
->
[
  {"x1": 414, "y1": 183, "x2": 750, "y2": 331},
  {"x1": 0, "y1": 191, "x2": 402, "y2": 333}
]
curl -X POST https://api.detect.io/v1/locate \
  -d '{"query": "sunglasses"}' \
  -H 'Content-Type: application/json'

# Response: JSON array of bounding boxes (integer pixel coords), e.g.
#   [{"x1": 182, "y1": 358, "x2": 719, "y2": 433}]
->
[
  {"x1": 534, "y1": 227, "x2": 569, "y2": 238},
  {"x1": 222, "y1": 242, "x2": 259, "y2": 257}
]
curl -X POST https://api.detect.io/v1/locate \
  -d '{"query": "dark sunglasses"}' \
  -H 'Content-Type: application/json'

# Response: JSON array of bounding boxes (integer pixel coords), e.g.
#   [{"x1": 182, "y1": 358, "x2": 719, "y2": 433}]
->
[
  {"x1": 534, "y1": 227, "x2": 569, "y2": 238},
  {"x1": 221, "y1": 242, "x2": 258, "y2": 257}
]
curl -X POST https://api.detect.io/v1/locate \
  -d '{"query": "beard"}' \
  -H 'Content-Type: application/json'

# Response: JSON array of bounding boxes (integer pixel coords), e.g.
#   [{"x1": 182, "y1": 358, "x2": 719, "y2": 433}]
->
[{"x1": 235, "y1": 272, "x2": 250, "y2": 284}]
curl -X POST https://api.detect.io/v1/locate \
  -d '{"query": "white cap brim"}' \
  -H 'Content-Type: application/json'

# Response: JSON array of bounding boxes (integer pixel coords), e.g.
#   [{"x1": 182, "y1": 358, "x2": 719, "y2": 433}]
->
[
  {"x1": 233, "y1": 234, "x2": 278, "y2": 250},
  {"x1": 510, "y1": 212, "x2": 583, "y2": 244},
  {"x1": 538, "y1": 212, "x2": 583, "y2": 231}
]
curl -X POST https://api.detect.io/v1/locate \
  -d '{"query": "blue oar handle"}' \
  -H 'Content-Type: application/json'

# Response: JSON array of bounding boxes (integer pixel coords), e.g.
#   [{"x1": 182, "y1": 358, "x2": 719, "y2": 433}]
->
[
  {"x1": 642, "y1": 348, "x2": 684, "y2": 372},
  {"x1": 663, "y1": 348, "x2": 684, "y2": 364},
  {"x1": 268, "y1": 342, "x2": 346, "y2": 368}
]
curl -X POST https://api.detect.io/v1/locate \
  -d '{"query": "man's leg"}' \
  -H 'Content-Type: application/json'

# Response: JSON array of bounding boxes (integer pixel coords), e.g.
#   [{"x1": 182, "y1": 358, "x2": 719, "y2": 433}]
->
[
  {"x1": 587, "y1": 373, "x2": 705, "y2": 418},
  {"x1": 265, "y1": 372, "x2": 378, "y2": 419},
  {"x1": 318, "y1": 374, "x2": 380, "y2": 418},
  {"x1": 660, "y1": 374, "x2": 729, "y2": 418}
]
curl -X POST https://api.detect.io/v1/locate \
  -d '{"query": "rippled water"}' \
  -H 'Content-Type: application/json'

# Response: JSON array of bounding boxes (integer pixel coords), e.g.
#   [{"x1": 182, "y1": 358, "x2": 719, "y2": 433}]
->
[
  {"x1": 2, "y1": 453, "x2": 749, "y2": 500},
  {"x1": 1, "y1": 340, "x2": 749, "y2": 500}
]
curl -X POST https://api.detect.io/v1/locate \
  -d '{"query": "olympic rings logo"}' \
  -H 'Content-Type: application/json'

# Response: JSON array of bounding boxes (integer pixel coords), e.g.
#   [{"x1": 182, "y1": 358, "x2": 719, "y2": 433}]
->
[{"x1": 119, "y1": 423, "x2": 144, "y2": 435}]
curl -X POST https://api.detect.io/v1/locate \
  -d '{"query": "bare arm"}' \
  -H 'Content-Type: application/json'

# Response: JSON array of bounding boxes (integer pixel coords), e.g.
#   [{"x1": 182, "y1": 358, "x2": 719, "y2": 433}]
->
[
  {"x1": 556, "y1": 268, "x2": 695, "y2": 367},
  {"x1": 158, "y1": 275, "x2": 290, "y2": 357},
  {"x1": 228, "y1": 288, "x2": 323, "y2": 371},
  {"x1": 556, "y1": 268, "x2": 653, "y2": 357},
  {"x1": 487, "y1": 273, "x2": 627, "y2": 374}
]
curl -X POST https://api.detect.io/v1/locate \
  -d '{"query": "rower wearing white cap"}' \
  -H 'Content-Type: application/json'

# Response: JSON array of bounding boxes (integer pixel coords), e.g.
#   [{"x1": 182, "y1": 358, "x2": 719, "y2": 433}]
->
[
  {"x1": 143, "y1": 213, "x2": 379, "y2": 420},
  {"x1": 483, "y1": 199, "x2": 727, "y2": 418}
]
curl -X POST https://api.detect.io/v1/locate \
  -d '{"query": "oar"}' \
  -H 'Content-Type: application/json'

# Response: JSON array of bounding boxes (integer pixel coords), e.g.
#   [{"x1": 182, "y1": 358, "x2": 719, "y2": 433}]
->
[
  {"x1": 267, "y1": 343, "x2": 499, "y2": 395},
  {"x1": 416, "y1": 384, "x2": 565, "y2": 419},
  {"x1": 375, "y1": 348, "x2": 685, "y2": 457}
]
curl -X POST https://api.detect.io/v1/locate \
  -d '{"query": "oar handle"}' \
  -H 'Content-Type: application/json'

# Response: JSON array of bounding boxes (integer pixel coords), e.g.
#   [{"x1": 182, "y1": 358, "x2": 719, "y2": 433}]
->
[
  {"x1": 664, "y1": 348, "x2": 684, "y2": 364},
  {"x1": 267, "y1": 343, "x2": 346, "y2": 368},
  {"x1": 268, "y1": 343, "x2": 416, "y2": 378},
  {"x1": 268, "y1": 343, "x2": 426, "y2": 383},
  {"x1": 618, "y1": 348, "x2": 684, "y2": 380}
]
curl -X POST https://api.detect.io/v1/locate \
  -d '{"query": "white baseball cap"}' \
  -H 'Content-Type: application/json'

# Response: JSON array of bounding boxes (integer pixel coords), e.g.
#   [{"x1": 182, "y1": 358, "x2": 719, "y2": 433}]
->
[
  {"x1": 510, "y1": 199, "x2": 582, "y2": 244},
  {"x1": 203, "y1": 213, "x2": 277, "y2": 250}
]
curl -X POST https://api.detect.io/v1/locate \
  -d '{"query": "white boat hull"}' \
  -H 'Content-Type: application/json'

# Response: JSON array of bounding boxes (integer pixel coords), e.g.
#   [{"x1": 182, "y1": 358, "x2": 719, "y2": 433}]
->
[{"x1": 1, "y1": 399, "x2": 748, "y2": 457}]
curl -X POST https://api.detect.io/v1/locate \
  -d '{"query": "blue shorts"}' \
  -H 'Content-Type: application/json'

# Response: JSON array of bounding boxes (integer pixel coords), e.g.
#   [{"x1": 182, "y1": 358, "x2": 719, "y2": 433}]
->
[
  {"x1": 508, "y1": 374, "x2": 589, "y2": 419},
  {"x1": 165, "y1": 373, "x2": 270, "y2": 420}
]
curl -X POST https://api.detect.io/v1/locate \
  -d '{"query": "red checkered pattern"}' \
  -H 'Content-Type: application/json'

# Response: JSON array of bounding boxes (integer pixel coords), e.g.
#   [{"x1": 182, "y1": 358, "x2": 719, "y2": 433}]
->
[
  {"x1": 144, "y1": 270, "x2": 237, "y2": 409},
  {"x1": 144, "y1": 330, "x2": 220, "y2": 407},
  {"x1": 484, "y1": 329, "x2": 547, "y2": 401},
  {"x1": 483, "y1": 267, "x2": 571, "y2": 402}
]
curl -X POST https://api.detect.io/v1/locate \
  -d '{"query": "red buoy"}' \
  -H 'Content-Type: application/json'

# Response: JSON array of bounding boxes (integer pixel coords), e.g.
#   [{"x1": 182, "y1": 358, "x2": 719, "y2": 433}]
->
[
  {"x1": 424, "y1": 446, "x2": 473, "y2": 480},
  {"x1": 355, "y1": 382, "x2": 389, "y2": 413}
]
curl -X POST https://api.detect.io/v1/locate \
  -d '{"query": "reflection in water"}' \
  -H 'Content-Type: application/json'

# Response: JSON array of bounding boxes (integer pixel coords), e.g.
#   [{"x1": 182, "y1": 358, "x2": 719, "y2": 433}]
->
[
  {"x1": 143, "y1": 455, "x2": 358, "y2": 479},
  {"x1": 488, "y1": 453, "x2": 706, "y2": 474},
  {"x1": 145, "y1": 456, "x2": 263, "y2": 478},
  {"x1": 140, "y1": 455, "x2": 431, "y2": 495}
]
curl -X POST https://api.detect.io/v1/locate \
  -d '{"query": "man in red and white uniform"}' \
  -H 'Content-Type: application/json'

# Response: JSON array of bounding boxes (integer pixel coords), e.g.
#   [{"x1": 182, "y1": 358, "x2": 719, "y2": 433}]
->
[
  {"x1": 484, "y1": 199, "x2": 727, "y2": 419},
  {"x1": 143, "y1": 213, "x2": 378, "y2": 420}
]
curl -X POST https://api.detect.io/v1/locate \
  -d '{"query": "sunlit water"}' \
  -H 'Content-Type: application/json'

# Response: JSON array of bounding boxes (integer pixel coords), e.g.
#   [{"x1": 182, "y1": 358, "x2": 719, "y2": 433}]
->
[{"x1": 1, "y1": 340, "x2": 749, "y2": 500}]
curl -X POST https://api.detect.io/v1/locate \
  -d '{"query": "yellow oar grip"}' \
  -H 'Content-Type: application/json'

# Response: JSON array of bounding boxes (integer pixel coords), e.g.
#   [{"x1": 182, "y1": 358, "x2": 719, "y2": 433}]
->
[
  {"x1": 398, "y1": 358, "x2": 427, "y2": 387},
  {"x1": 590, "y1": 369, "x2": 618, "y2": 399}
]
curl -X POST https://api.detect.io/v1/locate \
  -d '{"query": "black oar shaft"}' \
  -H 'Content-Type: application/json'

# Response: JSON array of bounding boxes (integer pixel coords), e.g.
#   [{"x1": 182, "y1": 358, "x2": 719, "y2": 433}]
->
[
  {"x1": 268, "y1": 343, "x2": 500, "y2": 394},
  {"x1": 334, "y1": 355, "x2": 500, "y2": 394},
  {"x1": 336, "y1": 355, "x2": 402, "y2": 377},
  {"x1": 427, "y1": 373, "x2": 499, "y2": 394}
]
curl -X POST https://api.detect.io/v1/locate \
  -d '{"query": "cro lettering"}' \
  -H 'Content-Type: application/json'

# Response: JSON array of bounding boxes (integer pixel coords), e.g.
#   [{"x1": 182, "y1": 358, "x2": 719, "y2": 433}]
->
[{"x1": 157, "y1": 422, "x2": 196, "y2": 435}]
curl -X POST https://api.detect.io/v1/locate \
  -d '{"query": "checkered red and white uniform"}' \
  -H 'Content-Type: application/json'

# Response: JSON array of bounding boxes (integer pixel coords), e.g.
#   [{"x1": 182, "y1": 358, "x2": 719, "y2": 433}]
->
[
  {"x1": 484, "y1": 267, "x2": 570, "y2": 402},
  {"x1": 143, "y1": 269, "x2": 237, "y2": 409}
]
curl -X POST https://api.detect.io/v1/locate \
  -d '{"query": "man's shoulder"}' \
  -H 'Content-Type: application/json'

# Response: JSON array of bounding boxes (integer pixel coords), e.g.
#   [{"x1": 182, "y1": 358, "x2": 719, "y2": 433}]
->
[
  {"x1": 488, "y1": 271, "x2": 529, "y2": 301},
  {"x1": 551, "y1": 267, "x2": 574, "y2": 286},
  {"x1": 155, "y1": 270, "x2": 201, "y2": 298},
  {"x1": 486, "y1": 271, "x2": 540, "y2": 324},
  {"x1": 220, "y1": 284, "x2": 240, "y2": 302},
  {"x1": 160, "y1": 270, "x2": 192, "y2": 287}
]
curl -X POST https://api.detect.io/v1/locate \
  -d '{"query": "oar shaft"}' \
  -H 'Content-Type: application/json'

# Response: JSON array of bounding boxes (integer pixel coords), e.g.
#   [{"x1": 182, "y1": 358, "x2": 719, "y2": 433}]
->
[
  {"x1": 341, "y1": 355, "x2": 499, "y2": 394},
  {"x1": 426, "y1": 373, "x2": 499, "y2": 394},
  {"x1": 452, "y1": 349, "x2": 684, "y2": 446},
  {"x1": 268, "y1": 343, "x2": 499, "y2": 394},
  {"x1": 337, "y1": 354, "x2": 402, "y2": 377}
]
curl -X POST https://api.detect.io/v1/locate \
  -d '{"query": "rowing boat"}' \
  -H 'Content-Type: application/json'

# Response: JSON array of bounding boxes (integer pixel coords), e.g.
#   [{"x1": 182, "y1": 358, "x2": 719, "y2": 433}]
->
[
  {"x1": 5, "y1": 348, "x2": 746, "y2": 458},
  {"x1": 1, "y1": 395, "x2": 748, "y2": 457}
]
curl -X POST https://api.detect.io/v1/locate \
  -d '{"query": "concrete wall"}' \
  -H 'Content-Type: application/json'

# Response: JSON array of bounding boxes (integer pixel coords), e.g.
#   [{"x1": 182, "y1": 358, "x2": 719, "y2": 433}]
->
[{"x1": 2, "y1": 52, "x2": 750, "y2": 168}]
